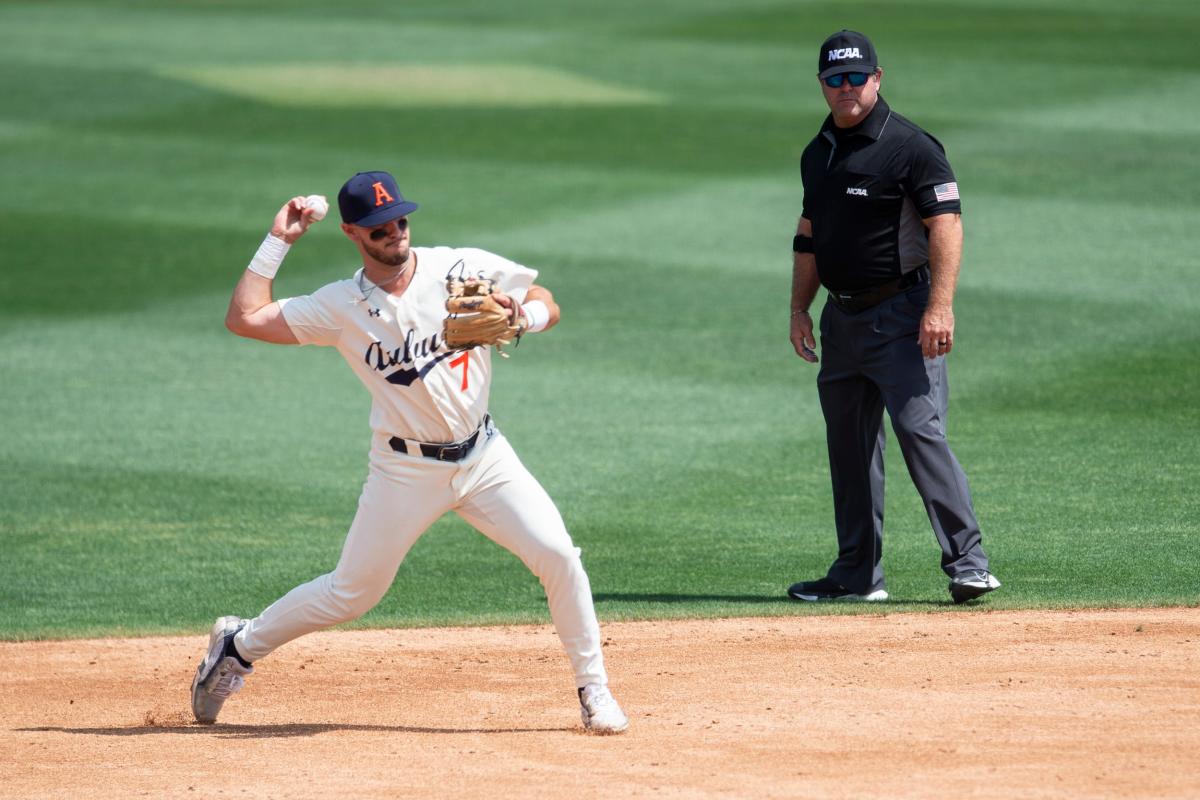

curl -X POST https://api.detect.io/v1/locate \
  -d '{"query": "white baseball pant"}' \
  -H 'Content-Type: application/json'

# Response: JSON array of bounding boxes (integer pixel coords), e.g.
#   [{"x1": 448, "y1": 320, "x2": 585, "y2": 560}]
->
[{"x1": 234, "y1": 430, "x2": 608, "y2": 687}]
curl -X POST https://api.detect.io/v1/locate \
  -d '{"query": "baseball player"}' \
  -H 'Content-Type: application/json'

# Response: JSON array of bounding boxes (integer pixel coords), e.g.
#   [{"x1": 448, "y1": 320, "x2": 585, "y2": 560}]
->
[{"x1": 190, "y1": 171, "x2": 628, "y2": 734}]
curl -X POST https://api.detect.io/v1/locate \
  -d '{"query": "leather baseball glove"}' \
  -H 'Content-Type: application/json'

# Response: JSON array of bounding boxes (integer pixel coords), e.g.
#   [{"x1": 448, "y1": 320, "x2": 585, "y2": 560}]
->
[{"x1": 443, "y1": 278, "x2": 525, "y2": 355}]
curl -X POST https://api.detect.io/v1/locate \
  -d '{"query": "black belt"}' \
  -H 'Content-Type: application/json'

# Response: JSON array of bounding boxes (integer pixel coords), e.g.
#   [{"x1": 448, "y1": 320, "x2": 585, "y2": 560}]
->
[
  {"x1": 389, "y1": 415, "x2": 490, "y2": 462},
  {"x1": 828, "y1": 264, "x2": 929, "y2": 312}
]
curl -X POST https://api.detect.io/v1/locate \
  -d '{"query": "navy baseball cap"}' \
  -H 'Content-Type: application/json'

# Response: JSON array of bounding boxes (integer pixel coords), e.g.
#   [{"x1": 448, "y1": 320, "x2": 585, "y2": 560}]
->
[
  {"x1": 337, "y1": 171, "x2": 419, "y2": 227},
  {"x1": 817, "y1": 30, "x2": 878, "y2": 79}
]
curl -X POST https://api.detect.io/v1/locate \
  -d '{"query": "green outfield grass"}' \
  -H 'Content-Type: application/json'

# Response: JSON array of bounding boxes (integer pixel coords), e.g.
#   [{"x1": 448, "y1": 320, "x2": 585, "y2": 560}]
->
[{"x1": 1, "y1": 0, "x2": 1197, "y2": 640}]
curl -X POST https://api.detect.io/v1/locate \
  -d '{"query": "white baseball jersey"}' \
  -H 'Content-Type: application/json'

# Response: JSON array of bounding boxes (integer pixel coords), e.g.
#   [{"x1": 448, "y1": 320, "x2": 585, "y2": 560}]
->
[{"x1": 278, "y1": 246, "x2": 536, "y2": 443}]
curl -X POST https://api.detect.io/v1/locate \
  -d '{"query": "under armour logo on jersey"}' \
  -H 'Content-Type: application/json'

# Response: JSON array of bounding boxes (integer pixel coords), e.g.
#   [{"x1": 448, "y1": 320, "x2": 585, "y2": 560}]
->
[
  {"x1": 828, "y1": 47, "x2": 862, "y2": 62},
  {"x1": 372, "y1": 181, "x2": 394, "y2": 206},
  {"x1": 368, "y1": 308, "x2": 381, "y2": 317},
  {"x1": 846, "y1": 187, "x2": 869, "y2": 197}
]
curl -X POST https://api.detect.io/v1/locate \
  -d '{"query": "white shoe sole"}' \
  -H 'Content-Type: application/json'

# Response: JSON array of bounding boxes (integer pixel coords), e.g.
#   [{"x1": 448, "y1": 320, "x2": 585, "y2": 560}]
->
[
  {"x1": 581, "y1": 711, "x2": 629, "y2": 735},
  {"x1": 791, "y1": 588, "x2": 889, "y2": 602}
]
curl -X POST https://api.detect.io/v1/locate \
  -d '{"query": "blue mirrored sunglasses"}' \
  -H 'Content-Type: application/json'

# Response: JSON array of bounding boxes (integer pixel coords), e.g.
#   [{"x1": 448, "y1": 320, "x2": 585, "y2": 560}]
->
[
  {"x1": 368, "y1": 217, "x2": 408, "y2": 241},
  {"x1": 823, "y1": 72, "x2": 873, "y2": 88}
]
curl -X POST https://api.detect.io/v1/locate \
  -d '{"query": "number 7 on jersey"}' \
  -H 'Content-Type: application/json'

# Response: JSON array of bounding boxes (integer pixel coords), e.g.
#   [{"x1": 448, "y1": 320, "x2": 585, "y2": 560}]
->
[{"x1": 449, "y1": 351, "x2": 470, "y2": 391}]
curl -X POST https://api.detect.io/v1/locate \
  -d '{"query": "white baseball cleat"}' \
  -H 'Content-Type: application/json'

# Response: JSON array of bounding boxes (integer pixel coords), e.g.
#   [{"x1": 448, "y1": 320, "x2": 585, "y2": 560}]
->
[
  {"x1": 578, "y1": 683, "x2": 629, "y2": 735},
  {"x1": 191, "y1": 616, "x2": 253, "y2": 724}
]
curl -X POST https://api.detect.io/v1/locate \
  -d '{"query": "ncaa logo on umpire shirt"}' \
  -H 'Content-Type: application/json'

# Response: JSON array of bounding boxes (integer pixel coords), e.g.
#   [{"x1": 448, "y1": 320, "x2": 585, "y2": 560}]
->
[{"x1": 828, "y1": 47, "x2": 862, "y2": 62}]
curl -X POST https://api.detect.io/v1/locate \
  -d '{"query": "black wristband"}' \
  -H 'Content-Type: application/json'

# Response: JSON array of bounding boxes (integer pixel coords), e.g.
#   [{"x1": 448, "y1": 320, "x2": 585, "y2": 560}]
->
[{"x1": 792, "y1": 234, "x2": 813, "y2": 254}]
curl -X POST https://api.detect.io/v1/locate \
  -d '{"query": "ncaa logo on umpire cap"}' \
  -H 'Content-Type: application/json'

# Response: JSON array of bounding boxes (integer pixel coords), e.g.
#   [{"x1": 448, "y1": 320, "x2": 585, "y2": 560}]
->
[
  {"x1": 338, "y1": 170, "x2": 420, "y2": 228},
  {"x1": 817, "y1": 29, "x2": 878, "y2": 79},
  {"x1": 828, "y1": 47, "x2": 862, "y2": 62}
]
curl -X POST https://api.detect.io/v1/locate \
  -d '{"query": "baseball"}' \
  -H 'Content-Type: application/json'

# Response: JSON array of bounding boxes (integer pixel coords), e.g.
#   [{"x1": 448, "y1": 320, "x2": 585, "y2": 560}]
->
[{"x1": 304, "y1": 195, "x2": 328, "y2": 221}]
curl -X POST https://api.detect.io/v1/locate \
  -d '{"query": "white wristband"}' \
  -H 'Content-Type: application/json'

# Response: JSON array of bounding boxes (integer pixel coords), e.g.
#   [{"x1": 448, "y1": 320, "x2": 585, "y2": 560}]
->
[
  {"x1": 247, "y1": 233, "x2": 291, "y2": 280},
  {"x1": 522, "y1": 300, "x2": 550, "y2": 333}
]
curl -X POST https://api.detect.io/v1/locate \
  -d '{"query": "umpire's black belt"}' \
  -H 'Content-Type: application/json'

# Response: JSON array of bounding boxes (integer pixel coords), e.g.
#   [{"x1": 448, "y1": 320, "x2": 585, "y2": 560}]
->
[
  {"x1": 389, "y1": 415, "x2": 490, "y2": 462},
  {"x1": 828, "y1": 264, "x2": 929, "y2": 313}
]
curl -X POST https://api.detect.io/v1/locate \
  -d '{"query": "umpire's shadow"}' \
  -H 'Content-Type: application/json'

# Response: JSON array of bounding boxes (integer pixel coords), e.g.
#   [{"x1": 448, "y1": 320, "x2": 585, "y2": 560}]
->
[
  {"x1": 593, "y1": 592, "x2": 788, "y2": 604},
  {"x1": 18, "y1": 723, "x2": 573, "y2": 739},
  {"x1": 593, "y1": 592, "x2": 966, "y2": 607}
]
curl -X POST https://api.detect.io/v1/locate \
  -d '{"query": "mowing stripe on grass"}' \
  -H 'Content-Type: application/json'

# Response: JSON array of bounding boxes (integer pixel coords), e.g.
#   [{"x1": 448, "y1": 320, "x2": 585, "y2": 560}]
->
[{"x1": 160, "y1": 64, "x2": 664, "y2": 108}]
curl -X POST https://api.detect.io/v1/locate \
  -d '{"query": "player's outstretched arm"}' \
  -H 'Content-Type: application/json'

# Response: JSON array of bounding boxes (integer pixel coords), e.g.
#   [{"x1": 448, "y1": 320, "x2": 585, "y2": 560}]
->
[
  {"x1": 225, "y1": 196, "x2": 323, "y2": 345},
  {"x1": 225, "y1": 274, "x2": 297, "y2": 344}
]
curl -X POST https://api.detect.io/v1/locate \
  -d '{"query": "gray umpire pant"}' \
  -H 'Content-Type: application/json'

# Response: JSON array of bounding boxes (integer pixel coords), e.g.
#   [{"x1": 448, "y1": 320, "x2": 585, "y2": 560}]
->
[{"x1": 816, "y1": 283, "x2": 989, "y2": 594}]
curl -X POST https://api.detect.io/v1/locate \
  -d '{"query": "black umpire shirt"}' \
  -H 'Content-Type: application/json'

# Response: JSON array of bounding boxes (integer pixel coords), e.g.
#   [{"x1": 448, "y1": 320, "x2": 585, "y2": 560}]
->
[{"x1": 801, "y1": 96, "x2": 961, "y2": 292}]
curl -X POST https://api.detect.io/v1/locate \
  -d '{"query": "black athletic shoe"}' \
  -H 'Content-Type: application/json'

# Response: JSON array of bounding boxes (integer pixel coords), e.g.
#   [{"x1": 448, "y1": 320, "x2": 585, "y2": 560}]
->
[
  {"x1": 949, "y1": 570, "x2": 1001, "y2": 604},
  {"x1": 787, "y1": 577, "x2": 888, "y2": 602}
]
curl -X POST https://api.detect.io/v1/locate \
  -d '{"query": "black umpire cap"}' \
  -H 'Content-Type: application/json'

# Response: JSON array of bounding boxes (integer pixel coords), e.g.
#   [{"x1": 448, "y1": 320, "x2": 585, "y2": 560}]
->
[{"x1": 817, "y1": 30, "x2": 878, "y2": 78}]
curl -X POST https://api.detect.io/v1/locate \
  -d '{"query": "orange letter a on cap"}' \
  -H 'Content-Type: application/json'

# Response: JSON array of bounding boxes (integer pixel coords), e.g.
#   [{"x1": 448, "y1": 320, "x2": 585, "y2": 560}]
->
[{"x1": 372, "y1": 181, "x2": 394, "y2": 207}]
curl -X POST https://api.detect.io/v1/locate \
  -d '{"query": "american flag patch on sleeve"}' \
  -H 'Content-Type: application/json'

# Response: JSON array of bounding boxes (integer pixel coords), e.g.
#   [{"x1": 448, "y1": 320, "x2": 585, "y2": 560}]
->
[{"x1": 933, "y1": 182, "x2": 959, "y2": 202}]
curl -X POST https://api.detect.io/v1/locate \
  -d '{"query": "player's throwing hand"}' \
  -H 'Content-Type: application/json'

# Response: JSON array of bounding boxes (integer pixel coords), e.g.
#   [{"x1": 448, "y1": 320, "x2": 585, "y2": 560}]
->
[{"x1": 271, "y1": 196, "x2": 325, "y2": 244}]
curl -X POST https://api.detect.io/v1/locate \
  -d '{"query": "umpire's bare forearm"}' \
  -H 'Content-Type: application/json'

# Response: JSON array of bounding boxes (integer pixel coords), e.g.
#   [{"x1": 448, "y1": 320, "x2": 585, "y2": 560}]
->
[
  {"x1": 925, "y1": 212, "x2": 963, "y2": 312},
  {"x1": 790, "y1": 217, "x2": 820, "y2": 313},
  {"x1": 790, "y1": 217, "x2": 820, "y2": 362},
  {"x1": 791, "y1": 255, "x2": 820, "y2": 313},
  {"x1": 920, "y1": 212, "x2": 962, "y2": 358}
]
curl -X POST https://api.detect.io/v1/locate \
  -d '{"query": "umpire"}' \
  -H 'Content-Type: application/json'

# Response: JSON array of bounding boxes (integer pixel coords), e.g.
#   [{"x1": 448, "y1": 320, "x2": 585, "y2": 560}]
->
[{"x1": 787, "y1": 30, "x2": 999, "y2": 604}]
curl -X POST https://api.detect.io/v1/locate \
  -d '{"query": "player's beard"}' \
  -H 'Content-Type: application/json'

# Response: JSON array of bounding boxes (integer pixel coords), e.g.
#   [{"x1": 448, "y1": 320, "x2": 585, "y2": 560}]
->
[{"x1": 364, "y1": 238, "x2": 410, "y2": 267}]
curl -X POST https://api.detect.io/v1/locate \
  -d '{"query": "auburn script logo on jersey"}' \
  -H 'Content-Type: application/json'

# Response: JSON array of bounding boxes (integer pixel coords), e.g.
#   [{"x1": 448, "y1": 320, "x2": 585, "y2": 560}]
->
[{"x1": 364, "y1": 328, "x2": 453, "y2": 387}]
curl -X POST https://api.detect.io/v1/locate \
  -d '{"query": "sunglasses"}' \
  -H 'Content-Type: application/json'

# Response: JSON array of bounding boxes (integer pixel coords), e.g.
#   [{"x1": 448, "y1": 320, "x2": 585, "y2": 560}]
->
[
  {"x1": 823, "y1": 71, "x2": 873, "y2": 88},
  {"x1": 367, "y1": 217, "x2": 408, "y2": 241}
]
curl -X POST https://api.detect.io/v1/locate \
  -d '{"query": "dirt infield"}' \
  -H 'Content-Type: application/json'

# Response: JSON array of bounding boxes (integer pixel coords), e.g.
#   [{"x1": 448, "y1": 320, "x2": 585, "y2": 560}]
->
[{"x1": 2, "y1": 608, "x2": 1197, "y2": 799}]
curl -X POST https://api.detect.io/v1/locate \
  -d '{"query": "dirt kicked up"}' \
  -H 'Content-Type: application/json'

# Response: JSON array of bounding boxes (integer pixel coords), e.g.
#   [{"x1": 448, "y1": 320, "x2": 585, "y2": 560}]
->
[{"x1": 2, "y1": 609, "x2": 1197, "y2": 799}]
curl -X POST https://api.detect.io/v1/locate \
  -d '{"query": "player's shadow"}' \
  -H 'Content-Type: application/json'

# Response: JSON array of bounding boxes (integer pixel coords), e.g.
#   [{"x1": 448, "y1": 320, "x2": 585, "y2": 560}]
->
[{"x1": 17, "y1": 723, "x2": 573, "y2": 739}]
